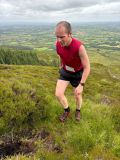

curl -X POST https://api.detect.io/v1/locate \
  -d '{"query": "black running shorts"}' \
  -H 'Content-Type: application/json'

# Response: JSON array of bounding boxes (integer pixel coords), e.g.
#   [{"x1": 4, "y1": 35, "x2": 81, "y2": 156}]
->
[{"x1": 59, "y1": 68, "x2": 83, "y2": 88}]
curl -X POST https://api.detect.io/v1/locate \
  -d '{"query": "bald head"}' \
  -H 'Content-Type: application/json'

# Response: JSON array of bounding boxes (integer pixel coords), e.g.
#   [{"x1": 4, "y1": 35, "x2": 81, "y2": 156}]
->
[{"x1": 56, "y1": 21, "x2": 72, "y2": 34}]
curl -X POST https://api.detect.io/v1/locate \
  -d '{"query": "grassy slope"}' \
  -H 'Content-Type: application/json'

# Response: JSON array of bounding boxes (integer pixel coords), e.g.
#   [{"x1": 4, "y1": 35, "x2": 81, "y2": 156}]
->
[{"x1": 0, "y1": 57, "x2": 120, "y2": 159}]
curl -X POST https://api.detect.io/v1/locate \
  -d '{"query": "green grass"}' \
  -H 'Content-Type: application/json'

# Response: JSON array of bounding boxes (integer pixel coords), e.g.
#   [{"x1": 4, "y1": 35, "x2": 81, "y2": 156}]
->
[
  {"x1": 0, "y1": 23, "x2": 120, "y2": 159},
  {"x1": 0, "y1": 63, "x2": 120, "y2": 159}
]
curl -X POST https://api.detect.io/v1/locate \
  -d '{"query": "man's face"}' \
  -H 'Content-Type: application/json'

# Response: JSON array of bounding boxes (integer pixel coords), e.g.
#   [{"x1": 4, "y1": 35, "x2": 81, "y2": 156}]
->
[{"x1": 55, "y1": 26, "x2": 71, "y2": 46}]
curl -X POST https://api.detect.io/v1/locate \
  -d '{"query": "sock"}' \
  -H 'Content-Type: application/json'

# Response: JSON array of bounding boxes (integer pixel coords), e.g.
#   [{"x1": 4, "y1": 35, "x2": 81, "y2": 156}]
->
[
  {"x1": 64, "y1": 107, "x2": 70, "y2": 112},
  {"x1": 76, "y1": 109, "x2": 80, "y2": 112}
]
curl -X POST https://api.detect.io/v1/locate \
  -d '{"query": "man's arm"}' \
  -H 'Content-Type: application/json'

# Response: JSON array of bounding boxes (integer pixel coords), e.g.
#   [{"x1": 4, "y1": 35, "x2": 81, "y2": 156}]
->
[
  {"x1": 79, "y1": 45, "x2": 90, "y2": 84},
  {"x1": 57, "y1": 55, "x2": 63, "y2": 69}
]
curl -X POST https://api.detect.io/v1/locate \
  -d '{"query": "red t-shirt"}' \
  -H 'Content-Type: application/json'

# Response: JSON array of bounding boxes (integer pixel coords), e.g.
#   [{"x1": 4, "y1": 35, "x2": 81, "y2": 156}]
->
[{"x1": 56, "y1": 38, "x2": 83, "y2": 73}]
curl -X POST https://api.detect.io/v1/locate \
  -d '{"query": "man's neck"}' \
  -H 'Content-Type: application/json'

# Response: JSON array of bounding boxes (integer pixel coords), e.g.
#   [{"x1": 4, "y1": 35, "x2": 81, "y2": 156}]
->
[{"x1": 66, "y1": 37, "x2": 72, "y2": 46}]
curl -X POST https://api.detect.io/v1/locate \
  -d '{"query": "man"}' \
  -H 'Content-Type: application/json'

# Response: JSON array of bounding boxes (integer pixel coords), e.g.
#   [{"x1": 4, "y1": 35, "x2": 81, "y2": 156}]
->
[{"x1": 55, "y1": 21, "x2": 90, "y2": 122}]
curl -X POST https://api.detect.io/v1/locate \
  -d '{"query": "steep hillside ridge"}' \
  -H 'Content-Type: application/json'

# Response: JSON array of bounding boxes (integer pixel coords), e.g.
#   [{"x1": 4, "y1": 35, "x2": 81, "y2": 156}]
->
[{"x1": 0, "y1": 64, "x2": 120, "y2": 159}]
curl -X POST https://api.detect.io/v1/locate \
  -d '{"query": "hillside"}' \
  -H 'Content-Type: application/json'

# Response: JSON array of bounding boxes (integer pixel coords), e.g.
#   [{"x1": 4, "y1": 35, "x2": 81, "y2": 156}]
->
[
  {"x1": 0, "y1": 22, "x2": 120, "y2": 159},
  {"x1": 0, "y1": 62, "x2": 120, "y2": 160}
]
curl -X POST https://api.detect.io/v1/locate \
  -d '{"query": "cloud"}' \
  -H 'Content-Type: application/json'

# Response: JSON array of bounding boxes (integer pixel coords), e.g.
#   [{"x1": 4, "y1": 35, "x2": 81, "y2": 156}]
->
[{"x1": 0, "y1": 0, "x2": 120, "y2": 22}]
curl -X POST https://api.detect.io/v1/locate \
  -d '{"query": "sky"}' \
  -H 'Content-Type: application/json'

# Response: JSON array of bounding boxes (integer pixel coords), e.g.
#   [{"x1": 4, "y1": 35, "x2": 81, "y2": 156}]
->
[{"x1": 0, "y1": 0, "x2": 120, "y2": 23}]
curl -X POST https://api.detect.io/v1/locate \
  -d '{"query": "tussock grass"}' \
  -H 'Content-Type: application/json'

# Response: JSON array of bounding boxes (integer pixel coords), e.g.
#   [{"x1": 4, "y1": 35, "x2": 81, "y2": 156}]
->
[{"x1": 0, "y1": 64, "x2": 120, "y2": 159}]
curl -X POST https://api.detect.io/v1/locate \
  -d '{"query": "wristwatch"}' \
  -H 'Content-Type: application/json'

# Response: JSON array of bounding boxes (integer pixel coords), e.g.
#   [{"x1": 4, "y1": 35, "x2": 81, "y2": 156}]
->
[{"x1": 80, "y1": 82, "x2": 85, "y2": 86}]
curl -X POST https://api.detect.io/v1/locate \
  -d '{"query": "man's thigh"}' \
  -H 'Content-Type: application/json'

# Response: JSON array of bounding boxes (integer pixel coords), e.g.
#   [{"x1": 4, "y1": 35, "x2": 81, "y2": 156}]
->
[{"x1": 55, "y1": 80, "x2": 69, "y2": 95}]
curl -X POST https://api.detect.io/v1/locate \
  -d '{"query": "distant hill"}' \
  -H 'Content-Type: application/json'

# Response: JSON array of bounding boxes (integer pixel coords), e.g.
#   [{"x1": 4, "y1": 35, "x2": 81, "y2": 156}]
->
[
  {"x1": 0, "y1": 22, "x2": 120, "y2": 159},
  {"x1": 0, "y1": 47, "x2": 58, "y2": 66}
]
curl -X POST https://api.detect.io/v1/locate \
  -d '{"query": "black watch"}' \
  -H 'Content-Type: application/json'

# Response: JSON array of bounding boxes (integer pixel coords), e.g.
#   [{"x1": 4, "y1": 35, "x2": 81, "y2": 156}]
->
[{"x1": 80, "y1": 82, "x2": 85, "y2": 86}]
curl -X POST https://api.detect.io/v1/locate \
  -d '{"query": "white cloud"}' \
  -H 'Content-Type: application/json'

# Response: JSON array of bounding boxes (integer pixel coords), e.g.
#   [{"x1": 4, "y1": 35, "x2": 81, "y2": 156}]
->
[
  {"x1": 0, "y1": 0, "x2": 120, "y2": 22},
  {"x1": 81, "y1": 2, "x2": 120, "y2": 15}
]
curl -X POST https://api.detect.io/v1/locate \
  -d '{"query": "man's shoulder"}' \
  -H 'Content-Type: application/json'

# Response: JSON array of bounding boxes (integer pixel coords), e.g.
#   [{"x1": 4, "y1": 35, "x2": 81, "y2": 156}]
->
[
  {"x1": 56, "y1": 41, "x2": 61, "y2": 48},
  {"x1": 55, "y1": 40, "x2": 59, "y2": 46},
  {"x1": 72, "y1": 38, "x2": 83, "y2": 48},
  {"x1": 73, "y1": 37, "x2": 83, "y2": 43}
]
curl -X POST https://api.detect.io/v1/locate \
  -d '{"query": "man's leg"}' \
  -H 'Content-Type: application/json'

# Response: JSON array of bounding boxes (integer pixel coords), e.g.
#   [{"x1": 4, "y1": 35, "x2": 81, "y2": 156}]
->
[
  {"x1": 74, "y1": 87, "x2": 83, "y2": 121},
  {"x1": 55, "y1": 79, "x2": 69, "y2": 109},
  {"x1": 74, "y1": 91, "x2": 82, "y2": 110},
  {"x1": 55, "y1": 80, "x2": 70, "y2": 122}
]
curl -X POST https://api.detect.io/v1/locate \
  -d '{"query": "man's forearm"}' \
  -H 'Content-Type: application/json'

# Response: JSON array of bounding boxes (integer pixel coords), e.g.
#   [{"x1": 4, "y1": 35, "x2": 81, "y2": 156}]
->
[
  {"x1": 80, "y1": 67, "x2": 90, "y2": 84},
  {"x1": 58, "y1": 57, "x2": 63, "y2": 69}
]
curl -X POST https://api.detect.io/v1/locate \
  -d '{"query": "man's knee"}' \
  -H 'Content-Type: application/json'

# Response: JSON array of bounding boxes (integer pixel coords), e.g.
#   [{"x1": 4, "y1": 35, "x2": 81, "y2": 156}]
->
[
  {"x1": 74, "y1": 92, "x2": 82, "y2": 98},
  {"x1": 55, "y1": 91, "x2": 64, "y2": 99}
]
